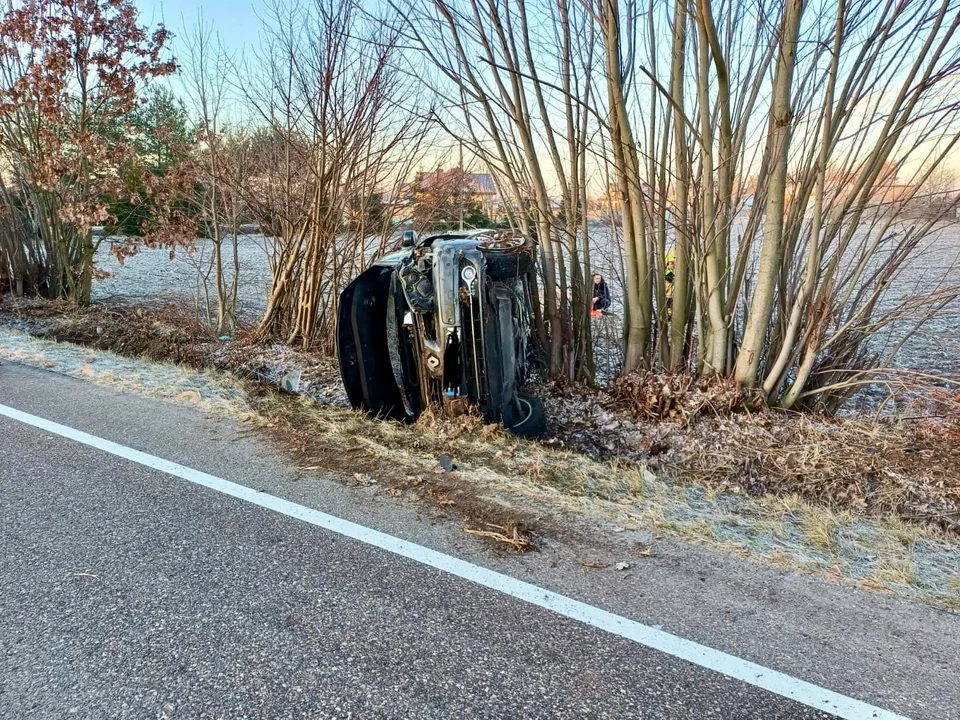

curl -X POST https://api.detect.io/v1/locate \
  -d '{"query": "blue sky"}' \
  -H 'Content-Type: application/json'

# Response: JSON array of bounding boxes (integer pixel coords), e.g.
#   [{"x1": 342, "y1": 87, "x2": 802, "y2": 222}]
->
[
  {"x1": 139, "y1": 0, "x2": 263, "y2": 54},
  {"x1": 138, "y1": 0, "x2": 267, "y2": 122}
]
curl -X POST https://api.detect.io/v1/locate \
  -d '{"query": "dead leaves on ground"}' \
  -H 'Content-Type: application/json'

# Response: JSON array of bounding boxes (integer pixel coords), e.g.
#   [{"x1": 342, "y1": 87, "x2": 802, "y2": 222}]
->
[{"x1": 540, "y1": 376, "x2": 960, "y2": 536}]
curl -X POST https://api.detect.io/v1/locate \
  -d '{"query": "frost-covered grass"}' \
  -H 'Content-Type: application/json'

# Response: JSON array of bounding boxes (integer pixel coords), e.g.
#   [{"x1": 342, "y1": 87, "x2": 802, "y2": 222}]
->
[{"x1": 0, "y1": 328, "x2": 254, "y2": 419}]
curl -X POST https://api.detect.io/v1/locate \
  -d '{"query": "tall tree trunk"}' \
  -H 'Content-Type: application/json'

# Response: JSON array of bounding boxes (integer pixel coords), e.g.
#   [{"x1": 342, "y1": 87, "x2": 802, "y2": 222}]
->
[
  {"x1": 766, "y1": 0, "x2": 845, "y2": 403},
  {"x1": 668, "y1": 0, "x2": 691, "y2": 372},
  {"x1": 734, "y1": 0, "x2": 805, "y2": 386},
  {"x1": 78, "y1": 232, "x2": 95, "y2": 306},
  {"x1": 603, "y1": 0, "x2": 650, "y2": 370}
]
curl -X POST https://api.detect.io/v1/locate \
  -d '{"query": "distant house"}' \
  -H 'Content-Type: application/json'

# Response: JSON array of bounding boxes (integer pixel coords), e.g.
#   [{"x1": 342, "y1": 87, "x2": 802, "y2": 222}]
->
[
  {"x1": 874, "y1": 183, "x2": 915, "y2": 208},
  {"x1": 468, "y1": 173, "x2": 500, "y2": 216},
  {"x1": 415, "y1": 169, "x2": 497, "y2": 199},
  {"x1": 412, "y1": 168, "x2": 501, "y2": 221},
  {"x1": 469, "y1": 172, "x2": 497, "y2": 197},
  {"x1": 588, "y1": 184, "x2": 620, "y2": 221}
]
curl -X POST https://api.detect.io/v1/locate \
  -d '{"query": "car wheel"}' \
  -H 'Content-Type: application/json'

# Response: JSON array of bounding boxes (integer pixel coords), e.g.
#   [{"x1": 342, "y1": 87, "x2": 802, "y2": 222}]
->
[
  {"x1": 504, "y1": 392, "x2": 547, "y2": 438},
  {"x1": 481, "y1": 235, "x2": 535, "y2": 280}
]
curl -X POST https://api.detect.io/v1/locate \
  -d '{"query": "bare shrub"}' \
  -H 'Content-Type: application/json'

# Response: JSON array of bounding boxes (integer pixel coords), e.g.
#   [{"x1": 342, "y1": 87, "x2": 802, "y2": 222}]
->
[
  {"x1": 0, "y1": 176, "x2": 44, "y2": 294},
  {"x1": 609, "y1": 372, "x2": 747, "y2": 421}
]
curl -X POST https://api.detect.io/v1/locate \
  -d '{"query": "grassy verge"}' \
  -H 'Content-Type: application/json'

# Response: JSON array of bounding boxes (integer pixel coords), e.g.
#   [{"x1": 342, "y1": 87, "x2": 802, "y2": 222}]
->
[{"x1": 1, "y1": 295, "x2": 958, "y2": 610}]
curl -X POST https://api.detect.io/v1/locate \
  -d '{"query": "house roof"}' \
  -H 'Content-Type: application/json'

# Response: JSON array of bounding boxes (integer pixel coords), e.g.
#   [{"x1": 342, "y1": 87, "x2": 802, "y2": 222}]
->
[{"x1": 415, "y1": 169, "x2": 497, "y2": 196}]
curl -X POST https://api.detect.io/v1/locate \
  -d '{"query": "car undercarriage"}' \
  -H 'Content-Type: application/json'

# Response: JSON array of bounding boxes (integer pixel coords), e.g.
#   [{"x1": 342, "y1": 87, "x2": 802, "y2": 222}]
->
[{"x1": 337, "y1": 229, "x2": 546, "y2": 438}]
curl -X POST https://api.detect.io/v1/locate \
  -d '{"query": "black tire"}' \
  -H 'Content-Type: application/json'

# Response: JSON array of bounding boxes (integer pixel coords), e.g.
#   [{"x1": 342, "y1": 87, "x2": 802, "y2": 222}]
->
[
  {"x1": 482, "y1": 237, "x2": 536, "y2": 280},
  {"x1": 504, "y1": 392, "x2": 547, "y2": 439}
]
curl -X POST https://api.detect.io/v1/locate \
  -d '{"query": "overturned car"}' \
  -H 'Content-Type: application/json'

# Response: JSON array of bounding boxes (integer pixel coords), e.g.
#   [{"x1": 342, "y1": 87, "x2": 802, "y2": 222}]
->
[{"x1": 337, "y1": 229, "x2": 546, "y2": 438}]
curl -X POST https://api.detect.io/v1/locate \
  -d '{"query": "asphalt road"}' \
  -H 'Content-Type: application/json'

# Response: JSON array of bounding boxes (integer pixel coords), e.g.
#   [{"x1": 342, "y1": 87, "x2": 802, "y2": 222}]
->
[{"x1": 1, "y1": 361, "x2": 957, "y2": 719}]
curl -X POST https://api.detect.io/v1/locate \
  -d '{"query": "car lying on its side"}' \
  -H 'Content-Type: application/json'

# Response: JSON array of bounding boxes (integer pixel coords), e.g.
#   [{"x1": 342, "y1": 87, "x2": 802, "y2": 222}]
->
[{"x1": 337, "y1": 229, "x2": 546, "y2": 438}]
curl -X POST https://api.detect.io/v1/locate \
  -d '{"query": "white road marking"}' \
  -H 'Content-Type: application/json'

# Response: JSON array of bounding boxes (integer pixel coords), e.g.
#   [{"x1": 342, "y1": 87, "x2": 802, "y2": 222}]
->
[{"x1": 0, "y1": 401, "x2": 906, "y2": 720}]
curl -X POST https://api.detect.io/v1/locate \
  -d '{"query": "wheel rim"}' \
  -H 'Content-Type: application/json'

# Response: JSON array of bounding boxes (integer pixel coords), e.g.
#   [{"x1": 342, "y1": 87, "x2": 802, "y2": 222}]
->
[
  {"x1": 512, "y1": 397, "x2": 533, "y2": 427},
  {"x1": 479, "y1": 234, "x2": 525, "y2": 253}
]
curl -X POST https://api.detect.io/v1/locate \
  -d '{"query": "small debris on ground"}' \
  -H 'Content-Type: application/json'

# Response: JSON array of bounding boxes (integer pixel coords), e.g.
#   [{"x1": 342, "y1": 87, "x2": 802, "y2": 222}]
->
[
  {"x1": 280, "y1": 369, "x2": 302, "y2": 394},
  {"x1": 634, "y1": 543, "x2": 654, "y2": 557},
  {"x1": 462, "y1": 522, "x2": 535, "y2": 552}
]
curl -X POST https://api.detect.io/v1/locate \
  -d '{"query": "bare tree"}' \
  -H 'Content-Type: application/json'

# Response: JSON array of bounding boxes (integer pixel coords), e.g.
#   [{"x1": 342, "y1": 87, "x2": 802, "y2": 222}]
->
[
  {"x1": 243, "y1": 0, "x2": 424, "y2": 353},
  {"x1": 0, "y1": 174, "x2": 43, "y2": 295},
  {"x1": 592, "y1": 0, "x2": 960, "y2": 408},
  {"x1": 181, "y1": 16, "x2": 245, "y2": 335}
]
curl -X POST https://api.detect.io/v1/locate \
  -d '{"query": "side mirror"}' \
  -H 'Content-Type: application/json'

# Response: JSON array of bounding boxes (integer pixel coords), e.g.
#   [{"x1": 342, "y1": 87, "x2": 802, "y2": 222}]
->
[{"x1": 402, "y1": 229, "x2": 417, "y2": 248}]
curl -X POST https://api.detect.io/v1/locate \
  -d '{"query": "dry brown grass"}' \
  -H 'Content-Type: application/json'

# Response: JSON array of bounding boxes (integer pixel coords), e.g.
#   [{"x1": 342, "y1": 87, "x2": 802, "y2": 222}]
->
[
  {"x1": 797, "y1": 507, "x2": 848, "y2": 551},
  {"x1": 5, "y1": 297, "x2": 220, "y2": 367},
  {"x1": 10, "y1": 295, "x2": 959, "y2": 539},
  {"x1": 676, "y1": 415, "x2": 960, "y2": 534},
  {"x1": 868, "y1": 557, "x2": 920, "y2": 590},
  {"x1": 542, "y1": 378, "x2": 960, "y2": 537},
  {"x1": 244, "y1": 390, "x2": 548, "y2": 552}
]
